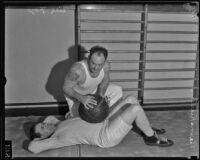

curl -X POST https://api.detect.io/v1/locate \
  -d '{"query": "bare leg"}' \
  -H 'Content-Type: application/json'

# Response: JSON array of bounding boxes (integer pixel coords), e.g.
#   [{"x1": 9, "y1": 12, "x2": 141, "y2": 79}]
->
[
  {"x1": 119, "y1": 96, "x2": 154, "y2": 137},
  {"x1": 104, "y1": 84, "x2": 123, "y2": 107},
  {"x1": 105, "y1": 95, "x2": 174, "y2": 147},
  {"x1": 106, "y1": 96, "x2": 131, "y2": 119}
]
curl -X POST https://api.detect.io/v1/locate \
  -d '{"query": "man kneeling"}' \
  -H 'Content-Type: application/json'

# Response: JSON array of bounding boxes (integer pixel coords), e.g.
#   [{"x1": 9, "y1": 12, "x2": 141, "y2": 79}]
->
[{"x1": 28, "y1": 95, "x2": 174, "y2": 154}]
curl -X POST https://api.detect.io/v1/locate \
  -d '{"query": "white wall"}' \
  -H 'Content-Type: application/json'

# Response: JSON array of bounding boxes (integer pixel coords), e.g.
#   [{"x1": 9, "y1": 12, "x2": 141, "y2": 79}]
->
[
  {"x1": 5, "y1": 5, "x2": 199, "y2": 107},
  {"x1": 5, "y1": 7, "x2": 76, "y2": 104}
]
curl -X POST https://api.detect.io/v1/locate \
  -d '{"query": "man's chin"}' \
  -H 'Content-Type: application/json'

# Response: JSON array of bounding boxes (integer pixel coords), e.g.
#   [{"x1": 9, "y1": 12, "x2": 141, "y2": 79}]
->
[{"x1": 92, "y1": 70, "x2": 99, "y2": 73}]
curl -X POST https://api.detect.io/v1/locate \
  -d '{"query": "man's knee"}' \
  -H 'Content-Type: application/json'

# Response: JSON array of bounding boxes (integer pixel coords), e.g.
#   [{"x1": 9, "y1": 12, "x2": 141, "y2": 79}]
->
[
  {"x1": 126, "y1": 95, "x2": 139, "y2": 105},
  {"x1": 114, "y1": 85, "x2": 123, "y2": 98},
  {"x1": 109, "y1": 85, "x2": 123, "y2": 106},
  {"x1": 130, "y1": 104, "x2": 142, "y2": 114}
]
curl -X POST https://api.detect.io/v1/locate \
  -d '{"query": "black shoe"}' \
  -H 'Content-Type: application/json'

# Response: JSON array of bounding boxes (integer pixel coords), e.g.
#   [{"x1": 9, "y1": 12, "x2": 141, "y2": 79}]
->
[
  {"x1": 144, "y1": 132, "x2": 174, "y2": 147},
  {"x1": 152, "y1": 127, "x2": 166, "y2": 135}
]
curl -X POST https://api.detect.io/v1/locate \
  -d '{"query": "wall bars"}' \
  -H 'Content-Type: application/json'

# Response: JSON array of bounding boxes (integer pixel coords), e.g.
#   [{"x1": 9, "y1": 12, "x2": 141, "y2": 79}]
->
[{"x1": 77, "y1": 4, "x2": 199, "y2": 109}]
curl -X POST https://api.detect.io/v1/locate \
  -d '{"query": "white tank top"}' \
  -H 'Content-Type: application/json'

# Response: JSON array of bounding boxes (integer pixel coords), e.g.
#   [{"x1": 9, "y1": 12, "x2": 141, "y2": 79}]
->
[{"x1": 73, "y1": 60, "x2": 105, "y2": 95}]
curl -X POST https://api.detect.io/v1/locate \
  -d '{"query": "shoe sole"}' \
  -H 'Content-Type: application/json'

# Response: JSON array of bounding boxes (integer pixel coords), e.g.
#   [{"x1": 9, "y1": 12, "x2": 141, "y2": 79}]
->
[{"x1": 145, "y1": 141, "x2": 174, "y2": 147}]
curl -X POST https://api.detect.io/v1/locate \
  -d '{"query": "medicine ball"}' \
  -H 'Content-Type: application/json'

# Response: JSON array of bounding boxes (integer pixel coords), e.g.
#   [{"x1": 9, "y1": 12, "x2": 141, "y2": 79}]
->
[{"x1": 78, "y1": 94, "x2": 109, "y2": 123}]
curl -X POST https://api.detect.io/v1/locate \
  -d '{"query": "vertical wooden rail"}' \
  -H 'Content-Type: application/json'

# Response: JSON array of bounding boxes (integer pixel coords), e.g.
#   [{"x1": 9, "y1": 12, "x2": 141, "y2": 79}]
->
[
  {"x1": 193, "y1": 32, "x2": 199, "y2": 106},
  {"x1": 138, "y1": 4, "x2": 148, "y2": 105},
  {"x1": 75, "y1": 7, "x2": 81, "y2": 154},
  {"x1": 75, "y1": 5, "x2": 81, "y2": 61}
]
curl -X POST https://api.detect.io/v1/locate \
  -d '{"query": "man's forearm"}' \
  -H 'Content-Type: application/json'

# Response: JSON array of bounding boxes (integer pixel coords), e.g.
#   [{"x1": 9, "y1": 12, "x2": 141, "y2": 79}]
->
[
  {"x1": 97, "y1": 79, "x2": 109, "y2": 97},
  {"x1": 28, "y1": 137, "x2": 60, "y2": 154}
]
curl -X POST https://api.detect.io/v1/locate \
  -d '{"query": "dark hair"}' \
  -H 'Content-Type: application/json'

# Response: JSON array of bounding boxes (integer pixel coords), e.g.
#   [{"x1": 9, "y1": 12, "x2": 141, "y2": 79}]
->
[
  {"x1": 88, "y1": 46, "x2": 108, "y2": 60},
  {"x1": 30, "y1": 124, "x2": 41, "y2": 140}
]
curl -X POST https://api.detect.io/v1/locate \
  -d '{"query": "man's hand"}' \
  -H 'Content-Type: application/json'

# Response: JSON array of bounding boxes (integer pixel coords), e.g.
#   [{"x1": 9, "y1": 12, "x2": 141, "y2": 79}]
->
[
  {"x1": 104, "y1": 96, "x2": 110, "y2": 105},
  {"x1": 81, "y1": 95, "x2": 97, "y2": 110},
  {"x1": 43, "y1": 116, "x2": 60, "y2": 125}
]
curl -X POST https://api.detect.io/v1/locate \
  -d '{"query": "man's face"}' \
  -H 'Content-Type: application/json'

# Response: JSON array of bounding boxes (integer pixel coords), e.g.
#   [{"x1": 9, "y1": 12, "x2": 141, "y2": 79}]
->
[
  {"x1": 88, "y1": 52, "x2": 105, "y2": 74},
  {"x1": 35, "y1": 122, "x2": 56, "y2": 139}
]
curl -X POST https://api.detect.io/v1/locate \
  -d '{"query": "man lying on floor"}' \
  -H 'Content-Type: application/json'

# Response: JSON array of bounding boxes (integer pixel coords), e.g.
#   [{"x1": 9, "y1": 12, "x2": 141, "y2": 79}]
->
[{"x1": 28, "y1": 95, "x2": 174, "y2": 154}]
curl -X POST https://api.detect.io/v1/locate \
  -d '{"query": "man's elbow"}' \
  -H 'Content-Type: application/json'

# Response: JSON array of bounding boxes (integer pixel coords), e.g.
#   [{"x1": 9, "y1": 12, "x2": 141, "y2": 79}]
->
[
  {"x1": 63, "y1": 83, "x2": 73, "y2": 93},
  {"x1": 62, "y1": 85, "x2": 70, "y2": 96},
  {"x1": 62, "y1": 85, "x2": 67, "y2": 93},
  {"x1": 28, "y1": 143, "x2": 40, "y2": 154}
]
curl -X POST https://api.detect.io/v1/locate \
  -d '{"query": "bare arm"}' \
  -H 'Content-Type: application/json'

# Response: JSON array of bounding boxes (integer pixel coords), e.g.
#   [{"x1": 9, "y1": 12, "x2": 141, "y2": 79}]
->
[
  {"x1": 43, "y1": 116, "x2": 60, "y2": 125},
  {"x1": 63, "y1": 63, "x2": 85, "y2": 103},
  {"x1": 28, "y1": 137, "x2": 62, "y2": 154},
  {"x1": 97, "y1": 61, "x2": 110, "y2": 97},
  {"x1": 63, "y1": 63, "x2": 97, "y2": 109}
]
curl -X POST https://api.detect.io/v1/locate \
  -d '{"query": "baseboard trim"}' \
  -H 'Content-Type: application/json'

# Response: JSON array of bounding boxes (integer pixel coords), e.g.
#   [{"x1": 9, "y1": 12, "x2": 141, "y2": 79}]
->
[
  {"x1": 5, "y1": 106, "x2": 69, "y2": 117},
  {"x1": 5, "y1": 105, "x2": 197, "y2": 117}
]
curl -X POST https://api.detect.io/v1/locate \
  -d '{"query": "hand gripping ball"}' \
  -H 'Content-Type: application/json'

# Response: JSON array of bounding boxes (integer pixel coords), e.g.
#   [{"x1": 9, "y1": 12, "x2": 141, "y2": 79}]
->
[{"x1": 78, "y1": 94, "x2": 109, "y2": 123}]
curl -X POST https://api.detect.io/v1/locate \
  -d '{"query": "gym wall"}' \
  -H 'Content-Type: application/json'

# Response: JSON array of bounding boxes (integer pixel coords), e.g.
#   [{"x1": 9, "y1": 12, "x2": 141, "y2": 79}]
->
[
  {"x1": 5, "y1": 6, "x2": 76, "y2": 107},
  {"x1": 78, "y1": 4, "x2": 199, "y2": 109},
  {"x1": 5, "y1": 4, "x2": 199, "y2": 116}
]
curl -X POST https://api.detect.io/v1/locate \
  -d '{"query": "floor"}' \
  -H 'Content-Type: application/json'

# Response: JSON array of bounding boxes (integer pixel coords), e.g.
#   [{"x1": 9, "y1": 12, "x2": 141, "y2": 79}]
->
[{"x1": 5, "y1": 110, "x2": 199, "y2": 157}]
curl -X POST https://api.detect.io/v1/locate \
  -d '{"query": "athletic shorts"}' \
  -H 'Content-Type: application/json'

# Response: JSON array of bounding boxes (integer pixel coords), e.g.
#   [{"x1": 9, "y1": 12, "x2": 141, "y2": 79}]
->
[{"x1": 97, "y1": 115, "x2": 133, "y2": 148}]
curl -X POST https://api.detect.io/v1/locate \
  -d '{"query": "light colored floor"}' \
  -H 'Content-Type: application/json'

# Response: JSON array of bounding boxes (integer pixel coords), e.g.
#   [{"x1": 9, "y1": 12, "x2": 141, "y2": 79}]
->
[{"x1": 5, "y1": 110, "x2": 199, "y2": 157}]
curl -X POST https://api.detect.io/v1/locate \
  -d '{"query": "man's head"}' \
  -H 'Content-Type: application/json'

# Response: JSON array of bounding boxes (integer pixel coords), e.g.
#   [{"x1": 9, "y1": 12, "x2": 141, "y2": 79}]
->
[
  {"x1": 88, "y1": 46, "x2": 108, "y2": 74},
  {"x1": 30, "y1": 122, "x2": 56, "y2": 140}
]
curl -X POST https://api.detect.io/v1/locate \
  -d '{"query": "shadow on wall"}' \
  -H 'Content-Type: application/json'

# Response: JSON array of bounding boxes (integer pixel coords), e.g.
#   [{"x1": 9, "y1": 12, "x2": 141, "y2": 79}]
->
[{"x1": 45, "y1": 45, "x2": 87, "y2": 115}]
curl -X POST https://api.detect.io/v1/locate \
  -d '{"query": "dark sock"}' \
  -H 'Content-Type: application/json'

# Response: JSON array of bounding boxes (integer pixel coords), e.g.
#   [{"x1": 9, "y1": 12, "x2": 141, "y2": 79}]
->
[{"x1": 144, "y1": 132, "x2": 158, "y2": 143}]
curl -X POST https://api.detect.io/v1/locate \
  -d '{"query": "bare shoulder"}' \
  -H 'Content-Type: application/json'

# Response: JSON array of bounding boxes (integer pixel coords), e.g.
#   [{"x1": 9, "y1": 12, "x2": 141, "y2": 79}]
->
[
  {"x1": 103, "y1": 60, "x2": 111, "y2": 73},
  {"x1": 70, "y1": 62, "x2": 83, "y2": 73},
  {"x1": 67, "y1": 62, "x2": 85, "y2": 82}
]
